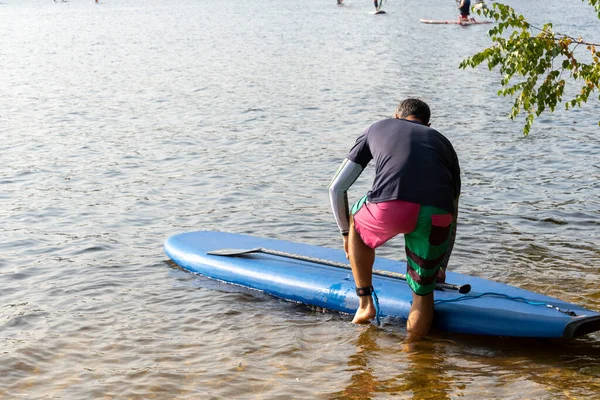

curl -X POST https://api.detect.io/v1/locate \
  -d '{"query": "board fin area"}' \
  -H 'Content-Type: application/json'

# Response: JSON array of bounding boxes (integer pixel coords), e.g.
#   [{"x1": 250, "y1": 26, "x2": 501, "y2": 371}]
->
[{"x1": 564, "y1": 315, "x2": 600, "y2": 338}]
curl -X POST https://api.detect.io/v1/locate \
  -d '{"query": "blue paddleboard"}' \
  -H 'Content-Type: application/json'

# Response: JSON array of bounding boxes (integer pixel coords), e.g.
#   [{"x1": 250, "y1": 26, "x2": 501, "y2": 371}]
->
[{"x1": 164, "y1": 231, "x2": 600, "y2": 338}]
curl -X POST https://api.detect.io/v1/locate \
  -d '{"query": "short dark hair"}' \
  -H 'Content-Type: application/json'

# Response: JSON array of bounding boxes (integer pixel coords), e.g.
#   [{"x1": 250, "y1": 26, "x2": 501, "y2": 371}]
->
[{"x1": 395, "y1": 98, "x2": 431, "y2": 125}]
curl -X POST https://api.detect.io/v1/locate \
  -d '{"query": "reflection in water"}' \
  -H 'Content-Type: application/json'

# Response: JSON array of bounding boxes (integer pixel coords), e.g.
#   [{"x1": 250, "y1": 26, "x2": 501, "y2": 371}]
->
[
  {"x1": 328, "y1": 326, "x2": 600, "y2": 399},
  {"x1": 330, "y1": 326, "x2": 453, "y2": 399},
  {"x1": 330, "y1": 326, "x2": 380, "y2": 399},
  {"x1": 401, "y1": 338, "x2": 452, "y2": 400}
]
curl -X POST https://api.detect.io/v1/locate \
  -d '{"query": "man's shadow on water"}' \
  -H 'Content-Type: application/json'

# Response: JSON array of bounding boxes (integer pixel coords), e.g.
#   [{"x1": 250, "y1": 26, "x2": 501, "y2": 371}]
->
[{"x1": 327, "y1": 323, "x2": 600, "y2": 400}]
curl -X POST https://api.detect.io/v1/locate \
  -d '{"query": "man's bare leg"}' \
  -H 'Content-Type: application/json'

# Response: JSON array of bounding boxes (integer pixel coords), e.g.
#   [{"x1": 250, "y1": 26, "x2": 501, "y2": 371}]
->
[
  {"x1": 406, "y1": 292, "x2": 434, "y2": 337},
  {"x1": 348, "y1": 218, "x2": 376, "y2": 324}
]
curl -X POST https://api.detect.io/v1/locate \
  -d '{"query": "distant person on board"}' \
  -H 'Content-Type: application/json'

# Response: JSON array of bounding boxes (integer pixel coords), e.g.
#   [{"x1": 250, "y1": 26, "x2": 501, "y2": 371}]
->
[
  {"x1": 458, "y1": 0, "x2": 471, "y2": 20},
  {"x1": 328, "y1": 99, "x2": 461, "y2": 337}
]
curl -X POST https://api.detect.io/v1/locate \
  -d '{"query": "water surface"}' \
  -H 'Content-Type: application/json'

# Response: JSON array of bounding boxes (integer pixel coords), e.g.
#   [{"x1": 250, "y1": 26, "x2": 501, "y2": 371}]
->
[{"x1": 1, "y1": 0, "x2": 599, "y2": 398}]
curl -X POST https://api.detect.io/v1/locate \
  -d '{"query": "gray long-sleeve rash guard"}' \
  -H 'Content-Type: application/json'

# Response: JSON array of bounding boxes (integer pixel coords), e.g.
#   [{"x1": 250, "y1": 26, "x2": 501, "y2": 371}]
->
[{"x1": 327, "y1": 158, "x2": 364, "y2": 235}]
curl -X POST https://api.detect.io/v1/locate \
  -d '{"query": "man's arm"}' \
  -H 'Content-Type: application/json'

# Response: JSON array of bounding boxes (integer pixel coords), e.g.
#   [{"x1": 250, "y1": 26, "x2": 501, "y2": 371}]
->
[{"x1": 328, "y1": 159, "x2": 364, "y2": 235}]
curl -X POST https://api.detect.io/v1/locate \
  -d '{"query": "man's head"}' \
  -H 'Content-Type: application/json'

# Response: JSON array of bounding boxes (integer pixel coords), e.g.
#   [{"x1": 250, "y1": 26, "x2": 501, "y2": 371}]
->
[{"x1": 394, "y1": 98, "x2": 431, "y2": 126}]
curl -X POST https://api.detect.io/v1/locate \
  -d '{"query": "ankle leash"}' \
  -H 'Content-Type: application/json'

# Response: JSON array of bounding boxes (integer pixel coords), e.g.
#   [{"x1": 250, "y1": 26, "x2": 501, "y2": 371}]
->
[{"x1": 355, "y1": 285, "x2": 381, "y2": 326}]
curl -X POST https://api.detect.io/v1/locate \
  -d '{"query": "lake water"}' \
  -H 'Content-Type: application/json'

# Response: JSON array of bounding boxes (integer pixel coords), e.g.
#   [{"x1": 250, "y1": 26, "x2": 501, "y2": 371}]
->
[{"x1": 1, "y1": 0, "x2": 599, "y2": 398}]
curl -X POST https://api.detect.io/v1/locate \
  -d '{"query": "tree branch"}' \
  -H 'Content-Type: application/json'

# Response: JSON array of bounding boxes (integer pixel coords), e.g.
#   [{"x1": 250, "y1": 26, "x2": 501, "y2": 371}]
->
[{"x1": 460, "y1": 2, "x2": 600, "y2": 135}]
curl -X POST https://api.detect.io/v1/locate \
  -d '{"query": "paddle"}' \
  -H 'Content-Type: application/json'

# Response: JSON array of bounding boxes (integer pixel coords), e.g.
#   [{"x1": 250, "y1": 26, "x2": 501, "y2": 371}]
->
[{"x1": 207, "y1": 247, "x2": 471, "y2": 294}]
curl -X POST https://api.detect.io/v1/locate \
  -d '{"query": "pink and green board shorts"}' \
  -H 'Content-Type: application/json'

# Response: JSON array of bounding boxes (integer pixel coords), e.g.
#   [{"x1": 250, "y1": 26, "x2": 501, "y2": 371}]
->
[{"x1": 351, "y1": 196, "x2": 454, "y2": 296}]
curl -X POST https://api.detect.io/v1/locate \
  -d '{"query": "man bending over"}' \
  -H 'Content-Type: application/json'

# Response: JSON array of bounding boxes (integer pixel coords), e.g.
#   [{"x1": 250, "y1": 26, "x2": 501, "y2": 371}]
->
[{"x1": 328, "y1": 98, "x2": 461, "y2": 337}]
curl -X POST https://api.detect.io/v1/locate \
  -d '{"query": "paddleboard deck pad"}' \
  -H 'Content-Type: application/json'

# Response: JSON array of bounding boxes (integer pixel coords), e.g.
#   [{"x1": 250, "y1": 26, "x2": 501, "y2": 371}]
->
[
  {"x1": 420, "y1": 18, "x2": 492, "y2": 25},
  {"x1": 164, "y1": 231, "x2": 600, "y2": 338}
]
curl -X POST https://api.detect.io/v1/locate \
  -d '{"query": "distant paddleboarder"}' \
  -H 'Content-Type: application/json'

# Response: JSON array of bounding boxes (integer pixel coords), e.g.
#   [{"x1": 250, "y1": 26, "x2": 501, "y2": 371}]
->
[
  {"x1": 457, "y1": 0, "x2": 471, "y2": 21},
  {"x1": 336, "y1": 0, "x2": 385, "y2": 13},
  {"x1": 372, "y1": 0, "x2": 386, "y2": 13}
]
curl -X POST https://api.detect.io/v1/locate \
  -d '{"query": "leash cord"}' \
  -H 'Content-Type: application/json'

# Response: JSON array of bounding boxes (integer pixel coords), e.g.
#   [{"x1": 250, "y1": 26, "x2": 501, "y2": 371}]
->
[
  {"x1": 372, "y1": 290, "x2": 381, "y2": 325},
  {"x1": 434, "y1": 292, "x2": 578, "y2": 316}
]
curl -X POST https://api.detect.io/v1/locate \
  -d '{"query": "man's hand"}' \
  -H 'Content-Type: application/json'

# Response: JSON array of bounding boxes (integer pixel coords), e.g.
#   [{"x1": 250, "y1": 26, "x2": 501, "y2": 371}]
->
[{"x1": 343, "y1": 235, "x2": 349, "y2": 259}]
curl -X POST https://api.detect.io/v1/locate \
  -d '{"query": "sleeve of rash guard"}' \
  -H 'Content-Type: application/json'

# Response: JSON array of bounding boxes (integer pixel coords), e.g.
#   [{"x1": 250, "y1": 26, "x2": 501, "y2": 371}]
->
[{"x1": 328, "y1": 159, "x2": 364, "y2": 235}]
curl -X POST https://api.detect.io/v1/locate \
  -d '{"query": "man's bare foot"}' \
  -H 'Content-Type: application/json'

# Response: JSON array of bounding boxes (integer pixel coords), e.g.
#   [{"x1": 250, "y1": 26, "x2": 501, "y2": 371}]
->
[{"x1": 352, "y1": 304, "x2": 376, "y2": 324}]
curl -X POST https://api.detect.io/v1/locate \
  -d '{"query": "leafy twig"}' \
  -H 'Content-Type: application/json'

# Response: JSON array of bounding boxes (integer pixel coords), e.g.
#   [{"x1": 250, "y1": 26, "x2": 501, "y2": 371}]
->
[{"x1": 460, "y1": 2, "x2": 600, "y2": 134}]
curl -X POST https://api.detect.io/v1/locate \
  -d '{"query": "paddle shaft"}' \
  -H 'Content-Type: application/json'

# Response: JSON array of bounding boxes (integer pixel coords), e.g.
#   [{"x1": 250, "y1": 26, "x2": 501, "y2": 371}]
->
[{"x1": 210, "y1": 247, "x2": 470, "y2": 294}]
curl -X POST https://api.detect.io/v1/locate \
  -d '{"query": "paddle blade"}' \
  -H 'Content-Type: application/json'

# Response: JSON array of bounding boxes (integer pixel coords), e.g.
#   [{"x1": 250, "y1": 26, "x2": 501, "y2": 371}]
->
[{"x1": 207, "y1": 248, "x2": 262, "y2": 256}]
